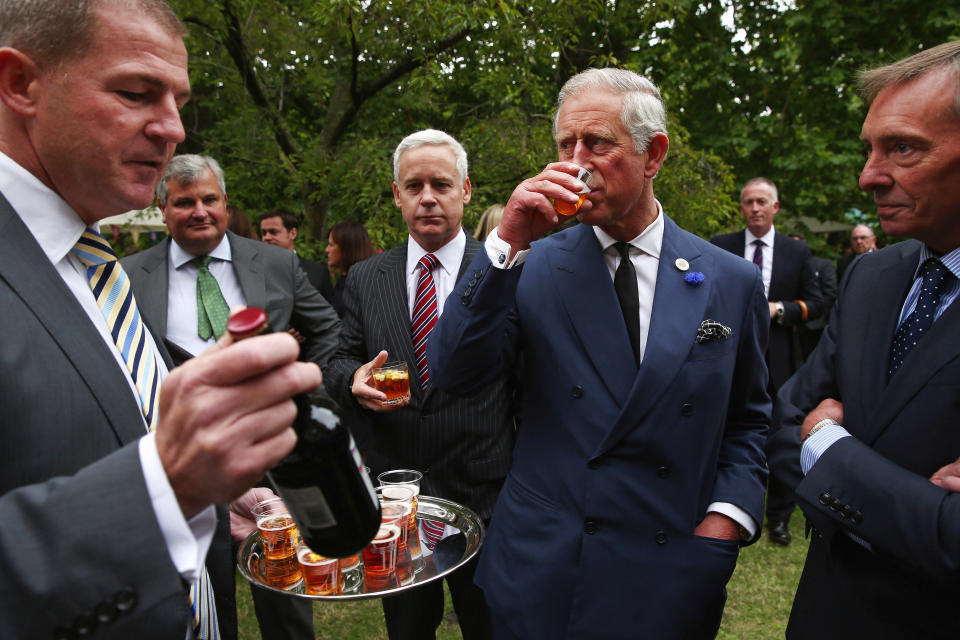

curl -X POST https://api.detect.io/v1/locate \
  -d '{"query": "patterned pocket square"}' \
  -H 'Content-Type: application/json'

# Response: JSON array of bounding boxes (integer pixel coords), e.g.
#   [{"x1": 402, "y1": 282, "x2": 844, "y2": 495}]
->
[{"x1": 696, "y1": 319, "x2": 732, "y2": 344}]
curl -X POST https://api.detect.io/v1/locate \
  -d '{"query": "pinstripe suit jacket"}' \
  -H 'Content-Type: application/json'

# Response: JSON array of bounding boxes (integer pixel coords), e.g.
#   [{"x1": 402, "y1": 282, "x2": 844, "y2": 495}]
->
[{"x1": 323, "y1": 233, "x2": 515, "y2": 520}]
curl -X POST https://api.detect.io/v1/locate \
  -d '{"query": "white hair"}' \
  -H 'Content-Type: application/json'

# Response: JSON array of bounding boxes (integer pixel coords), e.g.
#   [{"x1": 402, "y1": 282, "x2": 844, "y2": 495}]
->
[
  {"x1": 553, "y1": 68, "x2": 667, "y2": 154},
  {"x1": 157, "y1": 154, "x2": 227, "y2": 205},
  {"x1": 393, "y1": 129, "x2": 468, "y2": 184}
]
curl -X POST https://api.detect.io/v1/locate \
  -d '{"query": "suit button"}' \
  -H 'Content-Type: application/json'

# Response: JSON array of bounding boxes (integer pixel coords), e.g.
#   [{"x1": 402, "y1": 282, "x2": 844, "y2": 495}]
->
[
  {"x1": 656, "y1": 466, "x2": 669, "y2": 478},
  {"x1": 53, "y1": 628, "x2": 77, "y2": 640},
  {"x1": 840, "y1": 505, "x2": 854, "y2": 519},
  {"x1": 680, "y1": 402, "x2": 694, "y2": 416},
  {"x1": 588, "y1": 460, "x2": 601, "y2": 470},
  {"x1": 95, "y1": 600, "x2": 118, "y2": 623},
  {"x1": 463, "y1": 286, "x2": 473, "y2": 296},
  {"x1": 584, "y1": 520, "x2": 597, "y2": 534},
  {"x1": 114, "y1": 587, "x2": 137, "y2": 612},
  {"x1": 571, "y1": 386, "x2": 584, "y2": 399},
  {"x1": 74, "y1": 613, "x2": 97, "y2": 637},
  {"x1": 829, "y1": 499, "x2": 842, "y2": 512},
  {"x1": 655, "y1": 531, "x2": 667, "y2": 544},
  {"x1": 819, "y1": 492, "x2": 832, "y2": 505},
  {"x1": 851, "y1": 511, "x2": 863, "y2": 524}
]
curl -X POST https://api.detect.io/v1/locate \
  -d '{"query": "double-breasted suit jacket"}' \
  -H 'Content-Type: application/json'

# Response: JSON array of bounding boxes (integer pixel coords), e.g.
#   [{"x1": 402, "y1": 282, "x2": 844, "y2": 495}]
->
[
  {"x1": 323, "y1": 235, "x2": 515, "y2": 521},
  {"x1": 429, "y1": 218, "x2": 771, "y2": 639},
  {"x1": 767, "y1": 240, "x2": 960, "y2": 639},
  {"x1": 711, "y1": 231, "x2": 823, "y2": 390},
  {"x1": 121, "y1": 232, "x2": 340, "y2": 367}
]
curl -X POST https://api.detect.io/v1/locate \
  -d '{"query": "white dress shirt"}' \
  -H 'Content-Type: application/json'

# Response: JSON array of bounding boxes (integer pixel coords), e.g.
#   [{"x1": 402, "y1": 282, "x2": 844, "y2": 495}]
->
[
  {"x1": 743, "y1": 226, "x2": 776, "y2": 299},
  {"x1": 0, "y1": 150, "x2": 214, "y2": 588},
  {"x1": 485, "y1": 202, "x2": 756, "y2": 537},
  {"x1": 166, "y1": 235, "x2": 248, "y2": 356},
  {"x1": 406, "y1": 228, "x2": 467, "y2": 319}
]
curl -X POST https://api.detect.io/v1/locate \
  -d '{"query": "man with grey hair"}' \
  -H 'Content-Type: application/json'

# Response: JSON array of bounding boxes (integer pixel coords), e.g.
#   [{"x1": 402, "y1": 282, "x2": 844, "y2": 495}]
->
[
  {"x1": 837, "y1": 223, "x2": 878, "y2": 279},
  {"x1": 766, "y1": 40, "x2": 960, "y2": 638},
  {"x1": 429, "y1": 68, "x2": 770, "y2": 638},
  {"x1": 0, "y1": 1, "x2": 323, "y2": 638},
  {"x1": 324, "y1": 129, "x2": 515, "y2": 640},
  {"x1": 123, "y1": 153, "x2": 340, "y2": 368}
]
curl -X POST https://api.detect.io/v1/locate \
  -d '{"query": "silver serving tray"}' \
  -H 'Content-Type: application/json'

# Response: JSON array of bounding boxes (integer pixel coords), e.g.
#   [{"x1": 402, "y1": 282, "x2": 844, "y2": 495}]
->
[{"x1": 237, "y1": 496, "x2": 484, "y2": 601}]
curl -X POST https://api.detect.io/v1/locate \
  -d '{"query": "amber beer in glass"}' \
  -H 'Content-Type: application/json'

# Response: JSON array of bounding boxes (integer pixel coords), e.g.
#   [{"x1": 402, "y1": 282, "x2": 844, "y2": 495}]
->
[
  {"x1": 378, "y1": 470, "x2": 423, "y2": 563},
  {"x1": 362, "y1": 524, "x2": 401, "y2": 589},
  {"x1": 553, "y1": 166, "x2": 593, "y2": 216},
  {"x1": 372, "y1": 361, "x2": 411, "y2": 405},
  {"x1": 251, "y1": 498, "x2": 303, "y2": 589},
  {"x1": 380, "y1": 501, "x2": 414, "y2": 586},
  {"x1": 297, "y1": 543, "x2": 341, "y2": 596}
]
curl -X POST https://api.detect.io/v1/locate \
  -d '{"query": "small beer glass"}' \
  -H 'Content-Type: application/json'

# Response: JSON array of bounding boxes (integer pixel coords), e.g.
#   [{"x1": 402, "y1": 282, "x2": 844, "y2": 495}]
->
[
  {"x1": 361, "y1": 524, "x2": 401, "y2": 589},
  {"x1": 378, "y1": 469, "x2": 423, "y2": 563},
  {"x1": 251, "y1": 497, "x2": 302, "y2": 590},
  {"x1": 296, "y1": 542, "x2": 341, "y2": 596},
  {"x1": 553, "y1": 166, "x2": 594, "y2": 216},
  {"x1": 372, "y1": 361, "x2": 411, "y2": 405}
]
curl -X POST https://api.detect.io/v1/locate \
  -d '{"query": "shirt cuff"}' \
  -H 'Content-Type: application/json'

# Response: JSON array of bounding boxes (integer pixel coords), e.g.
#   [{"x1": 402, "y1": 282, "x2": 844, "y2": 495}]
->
[
  {"x1": 706, "y1": 502, "x2": 756, "y2": 539},
  {"x1": 800, "y1": 424, "x2": 851, "y2": 475},
  {"x1": 139, "y1": 432, "x2": 216, "y2": 584},
  {"x1": 485, "y1": 226, "x2": 530, "y2": 269}
]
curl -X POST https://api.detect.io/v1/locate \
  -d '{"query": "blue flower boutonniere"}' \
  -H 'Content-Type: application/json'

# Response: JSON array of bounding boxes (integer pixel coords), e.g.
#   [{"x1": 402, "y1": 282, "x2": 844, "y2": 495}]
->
[{"x1": 684, "y1": 271, "x2": 705, "y2": 286}]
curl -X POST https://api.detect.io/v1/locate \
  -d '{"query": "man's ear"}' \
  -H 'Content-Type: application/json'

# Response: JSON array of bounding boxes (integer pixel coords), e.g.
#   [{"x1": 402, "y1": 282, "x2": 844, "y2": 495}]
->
[
  {"x1": 0, "y1": 48, "x2": 42, "y2": 116},
  {"x1": 643, "y1": 133, "x2": 670, "y2": 179},
  {"x1": 289, "y1": 227, "x2": 298, "y2": 241}
]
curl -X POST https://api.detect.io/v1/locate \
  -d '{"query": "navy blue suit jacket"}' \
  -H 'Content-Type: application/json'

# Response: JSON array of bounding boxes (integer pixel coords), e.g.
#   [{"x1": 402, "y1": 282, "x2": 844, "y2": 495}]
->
[
  {"x1": 430, "y1": 218, "x2": 770, "y2": 639},
  {"x1": 767, "y1": 240, "x2": 960, "y2": 639}
]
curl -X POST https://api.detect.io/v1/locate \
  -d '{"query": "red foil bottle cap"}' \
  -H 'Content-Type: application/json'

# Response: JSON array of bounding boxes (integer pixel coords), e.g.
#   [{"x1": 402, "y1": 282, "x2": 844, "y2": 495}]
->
[{"x1": 226, "y1": 307, "x2": 269, "y2": 340}]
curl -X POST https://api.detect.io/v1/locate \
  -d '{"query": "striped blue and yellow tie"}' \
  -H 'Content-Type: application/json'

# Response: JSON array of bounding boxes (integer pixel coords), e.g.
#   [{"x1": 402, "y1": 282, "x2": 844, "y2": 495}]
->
[
  {"x1": 71, "y1": 227, "x2": 160, "y2": 431},
  {"x1": 72, "y1": 227, "x2": 220, "y2": 640}
]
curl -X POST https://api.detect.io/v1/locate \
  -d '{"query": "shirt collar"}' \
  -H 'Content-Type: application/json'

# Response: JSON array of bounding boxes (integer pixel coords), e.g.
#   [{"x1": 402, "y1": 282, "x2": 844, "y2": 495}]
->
[
  {"x1": 745, "y1": 225, "x2": 776, "y2": 247},
  {"x1": 593, "y1": 200, "x2": 664, "y2": 259},
  {"x1": 171, "y1": 233, "x2": 233, "y2": 269},
  {"x1": 917, "y1": 244, "x2": 960, "y2": 281},
  {"x1": 0, "y1": 150, "x2": 87, "y2": 265},
  {"x1": 407, "y1": 228, "x2": 466, "y2": 277}
]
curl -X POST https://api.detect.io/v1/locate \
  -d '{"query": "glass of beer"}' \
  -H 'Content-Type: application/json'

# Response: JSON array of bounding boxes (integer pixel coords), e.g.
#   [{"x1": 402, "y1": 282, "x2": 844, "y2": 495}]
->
[
  {"x1": 251, "y1": 497, "x2": 302, "y2": 590},
  {"x1": 553, "y1": 166, "x2": 594, "y2": 216},
  {"x1": 296, "y1": 542, "x2": 341, "y2": 596},
  {"x1": 361, "y1": 524, "x2": 401, "y2": 589},
  {"x1": 372, "y1": 361, "x2": 410, "y2": 405},
  {"x1": 378, "y1": 469, "x2": 423, "y2": 564},
  {"x1": 378, "y1": 490, "x2": 415, "y2": 586}
]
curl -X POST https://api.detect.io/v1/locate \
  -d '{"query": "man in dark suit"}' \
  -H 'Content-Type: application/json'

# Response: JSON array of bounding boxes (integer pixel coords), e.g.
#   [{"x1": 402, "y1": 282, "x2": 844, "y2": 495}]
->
[
  {"x1": 766, "y1": 41, "x2": 960, "y2": 639},
  {"x1": 324, "y1": 129, "x2": 515, "y2": 640},
  {"x1": 428, "y1": 69, "x2": 770, "y2": 640},
  {"x1": 123, "y1": 154, "x2": 340, "y2": 640},
  {"x1": 788, "y1": 235, "x2": 838, "y2": 362},
  {"x1": 836, "y1": 223, "x2": 877, "y2": 280},
  {"x1": 123, "y1": 155, "x2": 340, "y2": 369},
  {"x1": 0, "y1": 2, "x2": 322, "y2": 637},
  {"x1": 711, "y1": 178, "x2": 823, "y2": 545},
  {"x1": 259, "y1": 208, "x2": 335, "y2": 303}
]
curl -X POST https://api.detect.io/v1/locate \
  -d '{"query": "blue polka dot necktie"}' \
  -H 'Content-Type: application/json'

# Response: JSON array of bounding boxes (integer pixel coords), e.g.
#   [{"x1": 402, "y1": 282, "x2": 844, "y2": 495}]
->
[
  {"x1": 195, "y1": 256, "x2": 231, "y2": 340},
  {"x1": 888, "y1": 258, "x2": 955, "y2": 378}
]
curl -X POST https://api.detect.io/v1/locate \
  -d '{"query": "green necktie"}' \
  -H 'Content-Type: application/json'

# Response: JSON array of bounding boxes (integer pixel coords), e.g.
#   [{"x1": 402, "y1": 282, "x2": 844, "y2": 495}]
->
[{"x1": 195, "y1": 256, "x2": 231, "y2": 340}]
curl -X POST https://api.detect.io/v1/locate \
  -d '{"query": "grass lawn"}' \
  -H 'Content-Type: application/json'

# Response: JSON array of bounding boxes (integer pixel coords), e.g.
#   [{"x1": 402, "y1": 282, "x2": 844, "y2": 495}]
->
[{"x1": 236, "y1": 517, "x2": 807, "y2": 639}]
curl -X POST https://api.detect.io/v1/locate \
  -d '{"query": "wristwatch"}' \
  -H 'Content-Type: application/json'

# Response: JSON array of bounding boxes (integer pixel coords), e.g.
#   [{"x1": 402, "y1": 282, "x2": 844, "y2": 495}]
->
[
  {"x1": 802, "y1": 417, "x2": 839, "y2": 443},
  {"x1": 775, "y1": 301, "x2": 785, "y2": 323}
]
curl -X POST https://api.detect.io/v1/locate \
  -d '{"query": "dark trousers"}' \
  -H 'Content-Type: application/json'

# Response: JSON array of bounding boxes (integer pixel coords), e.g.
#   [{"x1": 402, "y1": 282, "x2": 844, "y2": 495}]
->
[
  {"x1": 382, "y1": 553, "x2": 491, "y2": 640},
  {"x1": 250, "y1": 585, "x2": 314, "y2": 640}
]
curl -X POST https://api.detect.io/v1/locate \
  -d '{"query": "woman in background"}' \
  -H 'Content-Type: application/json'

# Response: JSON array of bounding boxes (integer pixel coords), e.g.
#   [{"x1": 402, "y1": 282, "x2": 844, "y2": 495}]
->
[
  {"x1": 325, "y1": 221, "x2": 375, "y2": 317},
  {"x1": 474, "y1": 203, "x2": 505, "y2": 241}
]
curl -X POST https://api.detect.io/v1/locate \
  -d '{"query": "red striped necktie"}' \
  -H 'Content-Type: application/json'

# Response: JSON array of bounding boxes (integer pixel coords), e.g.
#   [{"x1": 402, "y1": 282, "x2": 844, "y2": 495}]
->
[{"x1": 411, "y1": 253, "x2": 440, "y2": 390}]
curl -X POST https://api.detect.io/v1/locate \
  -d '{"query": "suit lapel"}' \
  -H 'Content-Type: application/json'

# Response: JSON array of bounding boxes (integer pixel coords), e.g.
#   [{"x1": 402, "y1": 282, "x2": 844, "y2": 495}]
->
[
  {"x1": 769, "y1": 233, "x2": 790, "y2": 300},
  {"x1": 229, "y1": 232, "x2": 267, "y2": 309},
  {"x1": 0, "y1": 194, "x2": 149, "y2": 446},
  {"x1": 551, "y1": 224, "x2": 637, "y2": 405},
  {"x1": 861, "y1": 243, "x2": 960, "y2": 443},
  {"x1": 595, "y1": 217, "x2": 710, "y2": 455},
  {"x1": 126, "y1": 237, "x2": 171, "y2": 337}
]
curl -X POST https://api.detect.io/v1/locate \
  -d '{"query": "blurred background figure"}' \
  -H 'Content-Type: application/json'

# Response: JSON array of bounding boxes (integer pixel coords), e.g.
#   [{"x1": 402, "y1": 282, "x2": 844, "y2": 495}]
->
[
  {"x1": 837, "y1": 223, "x2": 878, "y2": 280},
  {"x1": 474, "y1": 204, "x2": 505, "y2": 241},
  {"x1": 789, "y1": 234, "x2": 838, "y2": 362},
  {"x1": 325, "y1": 221, "x2": 375, "y2": 317},
  {"x1": 260, "y1": 208, "x2": 334, "y2": 302},
  {"x1": 227, "y1": 204, "x2": 259, "y2": 240}
]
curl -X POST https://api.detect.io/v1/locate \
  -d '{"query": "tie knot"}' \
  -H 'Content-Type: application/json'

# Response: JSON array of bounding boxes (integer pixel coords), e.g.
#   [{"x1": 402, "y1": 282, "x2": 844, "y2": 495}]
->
[
  {"x1": 613, "y1": 242, "x2": 632, "y2": 261},
  {"x1": 194, "y1": 255, "x2": 214, "y2": 269},
  {"x1": 419, "y1": 253, "x2": 439, "y2": 272},
  {"x1": 71, "y1": 227, "x2": 118, "y2": 267},
  {"x1": 752, "y1": 239, "x2": 764, "y2": 248},
  {"x1": 920, "y1": 257, "x2": 953, "y2": 289}
]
